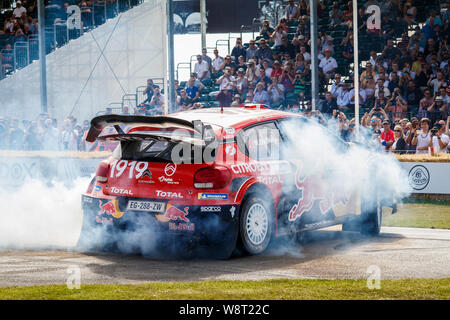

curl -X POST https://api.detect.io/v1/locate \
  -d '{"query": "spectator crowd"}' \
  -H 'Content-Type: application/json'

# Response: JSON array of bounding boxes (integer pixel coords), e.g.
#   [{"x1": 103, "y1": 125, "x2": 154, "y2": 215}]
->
[
  {"x1": 0, "y1": 111, "x2": 123, "y2": 151},
  {"x1": 164, "y1": 0, "x2": 449, "y2": 154}
]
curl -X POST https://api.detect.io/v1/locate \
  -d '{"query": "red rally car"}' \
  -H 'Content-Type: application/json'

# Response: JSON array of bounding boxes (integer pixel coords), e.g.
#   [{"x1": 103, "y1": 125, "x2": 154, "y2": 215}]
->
[{"x1": 79, "y1": 106, "x2": 382, "y2": 259}]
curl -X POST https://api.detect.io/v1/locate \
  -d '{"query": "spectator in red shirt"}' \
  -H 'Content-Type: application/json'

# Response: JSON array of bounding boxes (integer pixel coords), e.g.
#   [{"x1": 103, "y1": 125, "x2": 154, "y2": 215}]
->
[
  {"x1": 270, "y1": 60, "x2": 283, "y2": 78},
  {"x1": 380, "y1": 119, "x2": 395, "y2": 150}
]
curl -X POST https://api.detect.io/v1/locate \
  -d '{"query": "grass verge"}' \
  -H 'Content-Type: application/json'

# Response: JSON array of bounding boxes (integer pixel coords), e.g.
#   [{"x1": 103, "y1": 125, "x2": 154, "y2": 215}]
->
[
  {"x1": 0, "y1": 279, "x2": 449, "y2": 300},
  {"x1": 382, "y1": 203, "x2": 450, "y2": 229}
]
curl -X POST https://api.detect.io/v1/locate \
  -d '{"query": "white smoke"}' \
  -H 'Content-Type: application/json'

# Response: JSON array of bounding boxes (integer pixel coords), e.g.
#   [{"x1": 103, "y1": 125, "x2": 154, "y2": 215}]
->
[
  {"x1": 280, "y1": 120, "x2": 411, "y2": 210},
  {"x1": 0, "y1": 178, "x2": 88, "y2": 250}
]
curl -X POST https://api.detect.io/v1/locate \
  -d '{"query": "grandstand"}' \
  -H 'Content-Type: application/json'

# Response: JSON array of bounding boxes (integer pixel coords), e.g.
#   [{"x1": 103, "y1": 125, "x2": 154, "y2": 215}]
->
[
  {"x1": 1, "y1": 0, "x2": 167, "y2": 124},
  {"x1": 95, "y1": 0, "x2": 444, "y2": 116}
]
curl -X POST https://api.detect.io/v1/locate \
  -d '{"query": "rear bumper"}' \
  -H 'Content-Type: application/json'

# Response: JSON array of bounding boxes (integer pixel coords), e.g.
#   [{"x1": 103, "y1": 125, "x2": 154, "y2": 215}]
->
[{"x1": 80, "y1": 194, "x2": 239, "y2": 244}]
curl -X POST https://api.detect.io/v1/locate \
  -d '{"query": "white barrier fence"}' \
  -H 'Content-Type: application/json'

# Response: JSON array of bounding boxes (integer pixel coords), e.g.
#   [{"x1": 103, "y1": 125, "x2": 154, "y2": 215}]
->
[{"x1": 400, "y1": 162, "x2": 450, "y2": 195}]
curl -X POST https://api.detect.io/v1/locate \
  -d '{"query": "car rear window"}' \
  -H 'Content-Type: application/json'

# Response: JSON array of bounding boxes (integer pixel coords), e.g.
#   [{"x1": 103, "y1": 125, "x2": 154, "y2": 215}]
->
[
  {"x1": 116, "y1": 139, "x2": 216, "y2": 163},
  {"x1": 118, "y1": 140, "x2": 174, "y2": 162}
]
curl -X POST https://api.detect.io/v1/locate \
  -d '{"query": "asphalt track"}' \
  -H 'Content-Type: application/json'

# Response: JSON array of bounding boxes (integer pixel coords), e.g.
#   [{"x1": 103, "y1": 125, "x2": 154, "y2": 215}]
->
[{"x1": 1, "y1": 227, "x2": 449, "y2": 287}]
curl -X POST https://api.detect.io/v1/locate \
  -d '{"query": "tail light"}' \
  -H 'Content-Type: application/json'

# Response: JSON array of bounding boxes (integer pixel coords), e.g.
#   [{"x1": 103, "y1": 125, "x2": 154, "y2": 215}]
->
[
  {"x1": 95, "y1": 161, "x2": 110, "y2": 183},
  {"x1": 194, "y1": 166, "x2": 231, "y2": 189}
]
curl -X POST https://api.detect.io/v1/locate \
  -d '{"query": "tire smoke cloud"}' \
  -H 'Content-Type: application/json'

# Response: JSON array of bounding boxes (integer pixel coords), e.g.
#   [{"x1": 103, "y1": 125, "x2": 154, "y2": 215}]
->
[{"x1": 0, "y1": 178, "x2": 88, "y2": 250}]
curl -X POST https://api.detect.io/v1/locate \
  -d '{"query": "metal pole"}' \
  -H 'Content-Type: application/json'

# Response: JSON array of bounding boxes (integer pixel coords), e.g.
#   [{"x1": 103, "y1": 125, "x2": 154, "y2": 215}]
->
[
  {"x1": 200, "y1": 0, "x2": 206, "y2": 50},
  {"x1": 37, "y1": 0, "x2": 48, "y2": 113},
  {"x1": 309, "y1": 0, "x2": 318, "y2": 111},
  {"x1": 353, "y1": 0, "x2": 359, "y2": 135},
  {"x1": 167, "y1": 0, "x2": 176, "y2": 114}
]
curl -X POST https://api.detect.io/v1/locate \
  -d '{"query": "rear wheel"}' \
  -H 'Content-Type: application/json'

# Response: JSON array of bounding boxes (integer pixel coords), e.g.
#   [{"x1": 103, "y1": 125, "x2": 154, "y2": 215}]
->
[
  {"x1": 239, "y1": 193, "x2": 273, "y2": 255},
  {"x1": 360, "y1": 194, "x2": 382, "y2": 236}
]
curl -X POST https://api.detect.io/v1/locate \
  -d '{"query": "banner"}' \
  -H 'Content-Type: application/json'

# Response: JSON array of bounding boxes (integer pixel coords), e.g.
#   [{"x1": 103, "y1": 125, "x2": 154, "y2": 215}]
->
[
  {"x1": 0, "y1": 157, "x2": 101, "y2": 188},
  {"x1": 400, "y1": 162, "x2": 450, "y2": 194},
  {"x1": 172, "y1": 0, "x2": 260, "y2": 34}
]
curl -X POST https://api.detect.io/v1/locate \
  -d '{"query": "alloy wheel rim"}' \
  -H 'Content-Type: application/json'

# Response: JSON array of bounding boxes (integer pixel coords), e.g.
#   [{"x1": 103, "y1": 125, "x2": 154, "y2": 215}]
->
[{"x1": 246, "y1": 203, "x2": 268, "y2": 246}]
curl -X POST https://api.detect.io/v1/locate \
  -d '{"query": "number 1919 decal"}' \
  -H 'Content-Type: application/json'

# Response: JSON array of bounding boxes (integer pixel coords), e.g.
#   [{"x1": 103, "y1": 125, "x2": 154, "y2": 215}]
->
[{"x1": 110, "y1": 160, "x2": 149, "y2": 179}]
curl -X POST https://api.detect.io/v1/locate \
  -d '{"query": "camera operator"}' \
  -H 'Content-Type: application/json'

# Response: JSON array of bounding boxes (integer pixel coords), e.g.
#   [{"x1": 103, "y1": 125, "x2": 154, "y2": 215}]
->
[
  {"x1": 369, "y1": 100, "x2": 389, "y2": 123},
  {"x1": 386, "y1": 88, "x2": 408, "y2": 121},
  {"x1": 429, "y1": 123, "x2": 449, "y2": 153},
  {"x1": 272, "y1": 24, "x2": 288, "y2": 47},
  {"x1": 148, "y1": 87, "x2": 165, "y2": 115},
  {"x1": 405, "y1": 117, "x2": 418, "y2": 153},
  {"x1": 259, "y1": 20, "x2": 274, "y2": 40},
  {"x1": 217, "y1": 66, "x2": 235, "y2": 92},
  {"x1": 142, "y1": 79, "x2": 155, "y2": 103}
]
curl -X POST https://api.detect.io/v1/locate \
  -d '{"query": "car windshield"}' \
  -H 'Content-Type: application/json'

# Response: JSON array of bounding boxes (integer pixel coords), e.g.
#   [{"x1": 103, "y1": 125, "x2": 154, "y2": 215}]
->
[{"x1": 115, "y1": 139, "x2": 216, "y2": 163}]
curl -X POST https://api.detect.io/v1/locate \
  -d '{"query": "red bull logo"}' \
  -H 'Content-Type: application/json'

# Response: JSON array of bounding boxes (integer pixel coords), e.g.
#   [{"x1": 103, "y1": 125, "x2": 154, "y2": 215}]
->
[
  {"x1": 156, "y1": 204, "x2": 190, "y2": 223},
  {"x1": 98, "y1": 200, "x2": 124, "y2": 219},
  {"x1": 288, "y1": 169, "x2": 349, "y2": 222}
]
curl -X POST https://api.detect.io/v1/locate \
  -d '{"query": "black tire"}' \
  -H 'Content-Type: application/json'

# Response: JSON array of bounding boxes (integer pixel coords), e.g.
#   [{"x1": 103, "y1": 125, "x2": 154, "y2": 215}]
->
[
  {"x1": 360, "y1": 195, "x2": 382, "y2": 236},
  {"x1": 239, "y1": 193, "x2": 274, "y2": 255}
]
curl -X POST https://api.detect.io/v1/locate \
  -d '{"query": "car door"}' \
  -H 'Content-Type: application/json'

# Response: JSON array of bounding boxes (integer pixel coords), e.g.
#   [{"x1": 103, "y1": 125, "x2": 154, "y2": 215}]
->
[{"x1": 275, "y1": 116, "x2": 358, "y2": 230}]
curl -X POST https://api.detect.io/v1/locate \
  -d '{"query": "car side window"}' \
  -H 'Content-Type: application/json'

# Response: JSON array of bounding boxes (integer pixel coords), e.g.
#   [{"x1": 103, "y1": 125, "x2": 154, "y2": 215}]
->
[
  {"x1": 278, "y1": 117, "x2": 349, "y2": 154},
  {"x1": 241, "y1": 122, "x2": 281, "y2": 161}
]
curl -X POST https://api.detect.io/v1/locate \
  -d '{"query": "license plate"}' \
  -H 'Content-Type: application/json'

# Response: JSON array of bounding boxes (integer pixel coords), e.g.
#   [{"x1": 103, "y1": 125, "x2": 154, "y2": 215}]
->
[{"x1": 126, "y1": 200, "x2": 165, "y2": 212}]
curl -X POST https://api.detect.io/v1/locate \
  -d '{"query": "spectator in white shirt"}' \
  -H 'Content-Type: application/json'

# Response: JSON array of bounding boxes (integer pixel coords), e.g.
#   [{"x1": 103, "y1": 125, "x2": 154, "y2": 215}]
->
[
  {"x1": 300, "y1": 45, "x2": 311, "y2": 62},
  {"x1": 369, "y1": 51, "x2": 378, "y2": 68},
  {"x1": 216, "y1": 67, "x2": 235, "y2": 91},
  {"x1": 13, "y1": 1, "x2": 27, "y2": 19},
  {"x1": 428, "y1": 71, "x2": 447, "y2": 96},
  {"x1": 194, "y1": 55, "x2": 210, "y2": 83},
  {"x1": 336, "y1": 81, "x2": 352, "y2": 110},
  {"x1": 319, "y1": 48, "x2": 338, "y2": 81},
  {"x1": 429, "y1": 122, "x2": 449, "y2": 153},
  {"x1": 330, "y1": 73, "x2": 342, "y2": 98},
  {"x1": 411, "y1": 118, "x2": 431, "y2": 154},
  {"x1": 262, "y1": 59, "x2": 273, "y2": 79},
  {"x1": 375, "y1": 78, "x2": 391, "y2": 98},
  {"x1": 212, "y1": 49, "x2": 224, "y2": 74}
]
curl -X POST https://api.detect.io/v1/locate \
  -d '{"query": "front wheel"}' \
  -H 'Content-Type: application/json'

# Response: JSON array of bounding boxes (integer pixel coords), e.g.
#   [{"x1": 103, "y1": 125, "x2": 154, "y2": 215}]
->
[{"x1": 239, "y1": 194, "x2": 273, "y2": 255}]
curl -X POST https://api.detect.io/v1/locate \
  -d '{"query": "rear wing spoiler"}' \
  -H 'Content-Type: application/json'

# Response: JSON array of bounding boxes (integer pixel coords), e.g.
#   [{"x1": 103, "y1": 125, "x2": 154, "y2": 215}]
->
[
  {"x1": 86, "y1": 115, "x2": 215, "y2": 143},
  {"x1": 97, "y1": 133, "x2": 206, "y2": 145}
]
